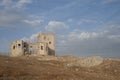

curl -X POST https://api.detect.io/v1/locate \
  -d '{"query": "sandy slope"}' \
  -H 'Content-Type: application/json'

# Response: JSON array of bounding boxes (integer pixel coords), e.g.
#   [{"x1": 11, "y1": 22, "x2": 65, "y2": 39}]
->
[{"x1": 0, "y1": 55, "x2": 120, "y2": 80}]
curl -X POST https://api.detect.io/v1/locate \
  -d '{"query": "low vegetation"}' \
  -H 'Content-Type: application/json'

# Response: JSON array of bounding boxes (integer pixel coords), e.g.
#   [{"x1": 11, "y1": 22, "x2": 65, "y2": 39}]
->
[{"x1": 0, "y1": 55, "x2": 120, "y2": 80}]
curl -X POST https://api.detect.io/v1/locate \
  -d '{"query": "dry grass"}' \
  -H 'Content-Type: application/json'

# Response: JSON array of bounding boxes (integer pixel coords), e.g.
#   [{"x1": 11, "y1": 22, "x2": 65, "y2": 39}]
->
[{"x1": 0, "y1": 55, "x2": 120, "y2": 80}]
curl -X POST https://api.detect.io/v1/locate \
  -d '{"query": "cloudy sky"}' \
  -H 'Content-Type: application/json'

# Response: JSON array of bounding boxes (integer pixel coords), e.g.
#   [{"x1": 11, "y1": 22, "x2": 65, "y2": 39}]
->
[{"x1": 0, "y1": 0, "x2": 120, "y2": 58}]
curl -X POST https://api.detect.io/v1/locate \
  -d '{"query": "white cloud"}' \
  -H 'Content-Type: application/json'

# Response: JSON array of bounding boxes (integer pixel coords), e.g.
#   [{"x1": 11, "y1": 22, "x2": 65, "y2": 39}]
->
[
  {"x1": 78, "y1": 19, "x2": 97, "y2": 25},
  {"x1": 22, "y1": 32, "x2": 41, "y2": 42},
  {"x1": 45, "y1": 21, "x2": 69, "y2": 32},
  {"x1": 29, "y1": 33, "x2": 39, "y2": 42},
  {"x1": 0, "y1": 0, "x2": 32, "y2": 9},
  {"x1": 21, "y1": 37, "x2": 29, "y2": 42},
  {"x1": 0, "y1": 0, "x2": 35, "y2": 27},
  {"x1": 1, "y1": 0, "x2": 13, "y2": 6},
  {"x1": 110, "y1": 25, "x2": 120, "y2": 30},
  {"x1": 69, "y1": 32, "x2": 98, "y2": 40},
  {"x1": 108, "y1": 35, "x2": 120, "y2": 40},
  {"x1": 0, "y1": 9, "x2": 26, "y2": 27},
  {"x1": 56, "y1": 28, "x2": 120, "y2": 58},
  {"x1": 0, "y1": 0, "x2": 16, "y2": 9},
  {"x1": 103, "y1": 0, "x2": 119, "y2": 4},
  {"x1": 23, "y1": 19, "x2": 43, "y2": 27},
  {"x1": 15, "y1": 0, "x2": 32, "y2": 8},
  {"x1": 48, "y1": 21, "x2": 67, "y2": 28},
  {"x1": 45, "y1": 1, "x2": 78, "y2": 15},
  {"x1": 0, "y1": 8, "x2": 43, "y2": 27},
  {"x1": 68, "y1": 30, "x2": 109, "y2": 40},
  {"x1": 67, "y1": 18, "x2": 74, "y2": 23}
]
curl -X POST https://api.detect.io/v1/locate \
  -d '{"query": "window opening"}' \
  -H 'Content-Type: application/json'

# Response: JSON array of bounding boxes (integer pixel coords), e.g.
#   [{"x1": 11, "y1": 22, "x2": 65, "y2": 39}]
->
[
  {"x1": 49, "y1": 42, "x2": 51, "y2": 44},
  {"x1": 18, "y1": 44, "x2": 21, "y2": 48},
  {"x1": 13, "y1": 46, "x2": 15, "y2": 49},
  {"x1": 41, "y1": 46, "x2": 43, "y2": 50}
]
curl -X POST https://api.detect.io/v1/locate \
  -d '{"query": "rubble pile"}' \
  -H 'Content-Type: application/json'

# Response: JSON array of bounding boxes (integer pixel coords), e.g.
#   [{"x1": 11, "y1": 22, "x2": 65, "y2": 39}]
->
[{"x1": 35, "y1": 55, "x2": 104, "y2": 67}]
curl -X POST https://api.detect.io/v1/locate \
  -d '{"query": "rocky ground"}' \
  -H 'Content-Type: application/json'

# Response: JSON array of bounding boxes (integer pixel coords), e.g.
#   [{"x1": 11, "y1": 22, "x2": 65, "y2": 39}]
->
[{"x1": 0, "y1": 55, "x2": 120, "y2": 80}]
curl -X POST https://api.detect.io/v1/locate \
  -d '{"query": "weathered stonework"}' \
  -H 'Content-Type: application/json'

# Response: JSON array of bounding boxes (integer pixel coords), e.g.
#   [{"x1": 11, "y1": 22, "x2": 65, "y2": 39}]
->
[{"x1": 10, "y1": 33, "x2": 55, "y2": 57}]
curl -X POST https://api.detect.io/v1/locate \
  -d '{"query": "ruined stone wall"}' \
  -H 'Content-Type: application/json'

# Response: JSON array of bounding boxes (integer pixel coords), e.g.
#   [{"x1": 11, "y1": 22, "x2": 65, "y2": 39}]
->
[
  {"x1": 38, "y1": 42, "x2": 48, "y2": 55},
  {"x1": 37, "y1": 34, "x2": 55, "y2": 55},
  {"x1": 10, "y1": 40, "x2": 24, "y2": 57},
  {"x1": 10, "y1": 33, "x2": 55, "y2": 57}
]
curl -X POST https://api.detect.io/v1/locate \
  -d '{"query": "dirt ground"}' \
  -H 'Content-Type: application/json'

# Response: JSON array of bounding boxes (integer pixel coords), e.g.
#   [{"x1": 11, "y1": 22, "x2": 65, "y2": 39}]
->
[{"x1": 0, "y1": 55, "x2": 120, "y2": 80}]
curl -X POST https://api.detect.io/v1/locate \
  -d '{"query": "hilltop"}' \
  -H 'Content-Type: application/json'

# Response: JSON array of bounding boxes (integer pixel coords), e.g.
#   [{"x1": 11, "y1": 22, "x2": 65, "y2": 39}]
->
[{"x1": 0, "y1": 55, "x2": 120, "y2": 80}]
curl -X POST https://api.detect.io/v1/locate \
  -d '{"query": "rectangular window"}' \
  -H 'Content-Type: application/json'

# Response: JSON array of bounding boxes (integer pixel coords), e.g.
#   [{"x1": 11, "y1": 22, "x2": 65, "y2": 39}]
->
[
  {"x1": 13, "y1": 46, "x2": 15, "y2": 49},
  {"x1": 24, "y1": 43, "x2": 27, "y2": 48},
  {"x1": 41, "y1": 46, "x2": 43, "y2": 50},
  {"x1": 49, "y1": 42, "x2": 51, "y2": 44}
]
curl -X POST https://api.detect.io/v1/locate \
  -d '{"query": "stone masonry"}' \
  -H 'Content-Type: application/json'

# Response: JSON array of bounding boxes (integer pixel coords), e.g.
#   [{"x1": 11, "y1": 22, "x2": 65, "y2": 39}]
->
[{"x1": 10, "y1": 33, "x2": 55, "y2": 57}]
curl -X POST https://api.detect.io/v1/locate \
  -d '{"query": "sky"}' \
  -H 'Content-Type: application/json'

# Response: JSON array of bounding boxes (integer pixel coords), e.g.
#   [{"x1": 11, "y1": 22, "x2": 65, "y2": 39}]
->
[{"x1": 0, "y1": 0, "x2": 120, "y2": 58}]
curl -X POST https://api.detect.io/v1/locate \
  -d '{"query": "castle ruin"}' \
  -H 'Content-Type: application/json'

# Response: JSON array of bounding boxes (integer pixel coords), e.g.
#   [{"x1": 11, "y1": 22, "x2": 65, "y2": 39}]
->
[{"x1": 10, "y1": 33, "x2": 55, "y2": 57}]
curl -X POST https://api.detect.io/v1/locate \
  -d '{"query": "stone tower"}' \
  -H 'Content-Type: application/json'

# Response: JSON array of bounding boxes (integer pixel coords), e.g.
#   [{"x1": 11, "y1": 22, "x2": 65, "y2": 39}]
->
[
  {"x1": 10, "y1": 33, "x2": 55, "y2": 57},
  {"x1": 37, "y1": 33, "x2": 55, "y2": 55}
]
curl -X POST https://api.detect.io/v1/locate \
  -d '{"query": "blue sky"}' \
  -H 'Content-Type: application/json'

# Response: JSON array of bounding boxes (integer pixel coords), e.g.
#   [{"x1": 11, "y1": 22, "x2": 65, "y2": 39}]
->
[{"x1": 0, "y1": 0, "x2": 120, "y2": 58}]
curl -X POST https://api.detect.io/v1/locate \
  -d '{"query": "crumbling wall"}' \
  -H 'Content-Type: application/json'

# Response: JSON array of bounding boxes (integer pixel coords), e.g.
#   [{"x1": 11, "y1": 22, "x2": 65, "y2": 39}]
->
[
  {"x1": 10, "y1": 40, "x2": 24, "y2": 57},
  {"x1": 38, "y1": 34, "x2": 55, "y2": 55},
  {"x1": 10, "y1": 33, "x2": 55, "y2": 57},
  {"x1": 37, "y1": 42, "x2": 48, "y2": 55}
]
